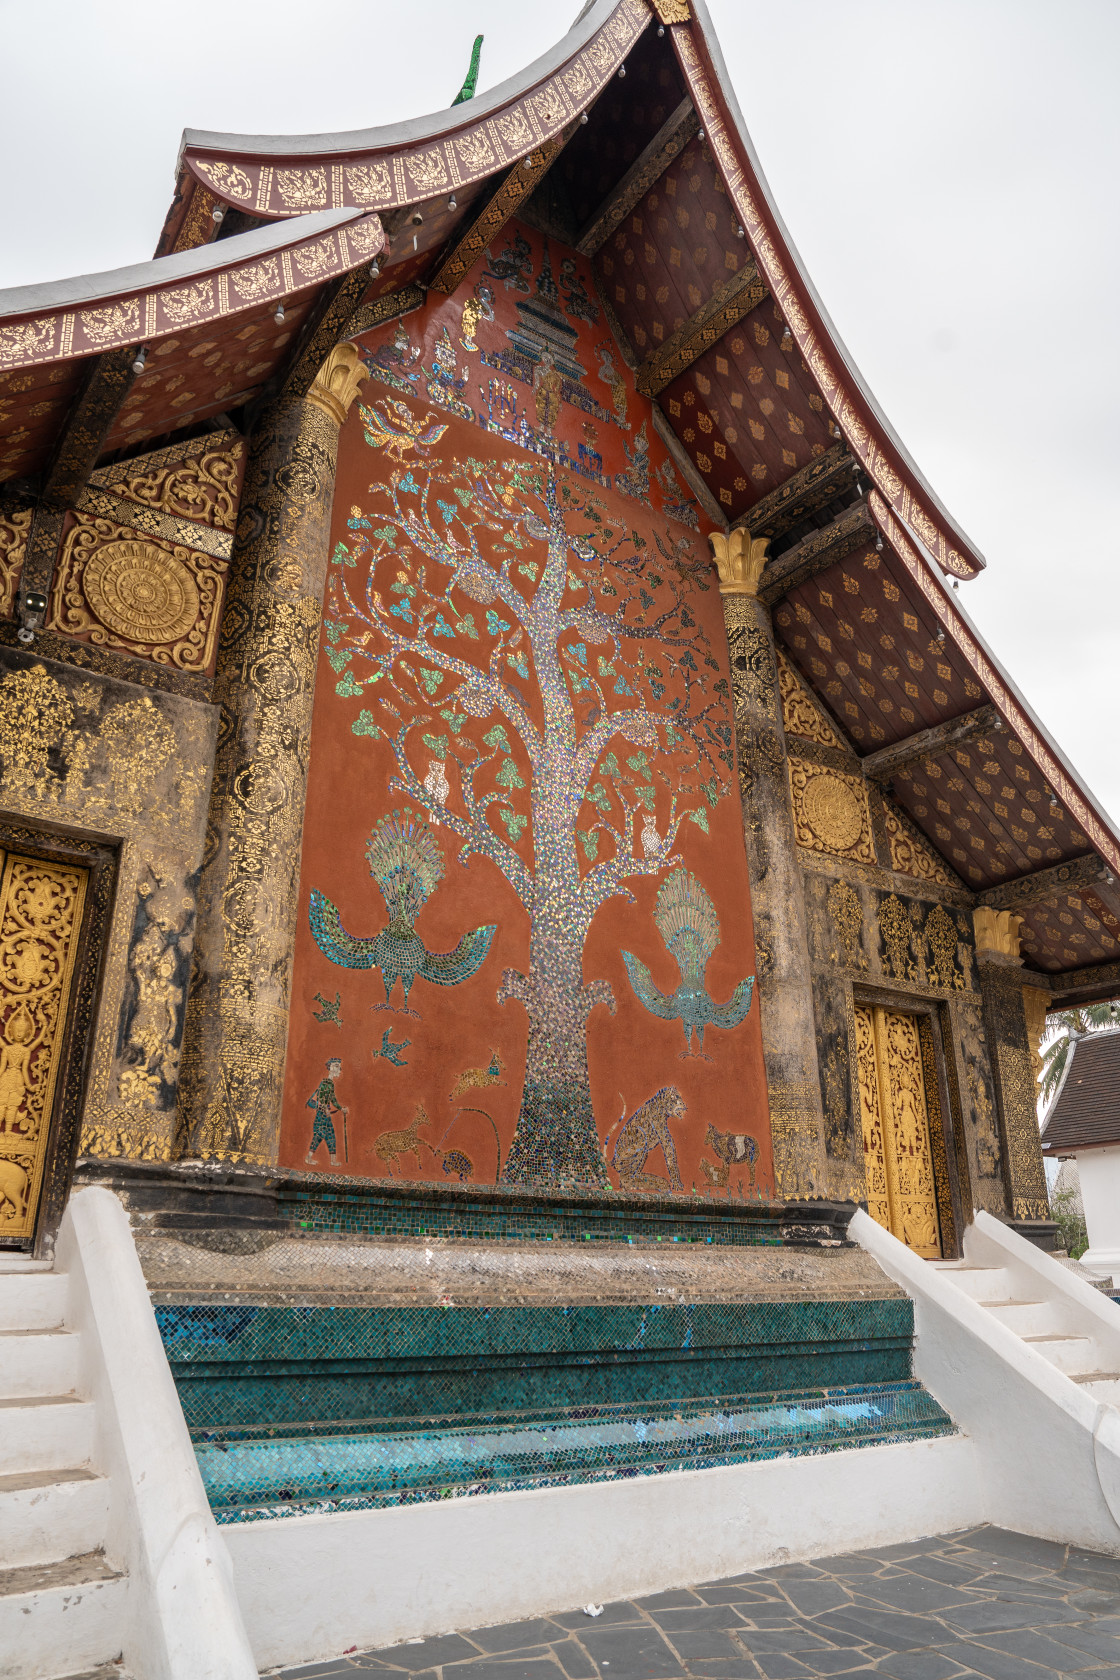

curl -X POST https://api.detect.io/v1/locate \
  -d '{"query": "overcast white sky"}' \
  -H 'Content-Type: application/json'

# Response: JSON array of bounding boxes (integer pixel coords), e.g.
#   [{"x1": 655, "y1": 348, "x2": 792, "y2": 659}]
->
[{"x1": 1, "y1": 0, "x2": 1116, "y2": 824}]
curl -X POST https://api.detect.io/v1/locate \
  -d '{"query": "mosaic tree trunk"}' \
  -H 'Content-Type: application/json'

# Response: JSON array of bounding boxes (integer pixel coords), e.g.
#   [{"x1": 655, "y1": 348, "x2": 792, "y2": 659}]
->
[{"x1": 327, "y1": 448, "x2": 733, "y2": 1188}]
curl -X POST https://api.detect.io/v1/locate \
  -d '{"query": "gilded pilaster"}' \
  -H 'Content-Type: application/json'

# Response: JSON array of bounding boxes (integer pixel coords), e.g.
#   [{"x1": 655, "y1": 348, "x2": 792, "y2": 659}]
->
[
  {"x1": 711, "y1": 531, "x2": 850, "y2": 1202},
  {"x1": 972, "y1": 908, "x2": 1051, "y2": 1228},
  {"x1": 177, "y1": 345, "x2": 366, "y2": 1164}
]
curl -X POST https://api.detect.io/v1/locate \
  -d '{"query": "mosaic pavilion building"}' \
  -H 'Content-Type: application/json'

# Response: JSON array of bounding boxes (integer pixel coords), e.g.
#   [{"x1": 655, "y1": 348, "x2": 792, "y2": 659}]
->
[{"x1": 2, "y1": 3, "x2": 1120, "y2": 1673}]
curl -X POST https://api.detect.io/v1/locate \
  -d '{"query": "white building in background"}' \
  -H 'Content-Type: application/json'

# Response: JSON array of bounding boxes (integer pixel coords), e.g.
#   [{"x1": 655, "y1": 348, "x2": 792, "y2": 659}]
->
[{"x1": 1042, "y1": 1026, "x2": 1120, "y2": 1284}]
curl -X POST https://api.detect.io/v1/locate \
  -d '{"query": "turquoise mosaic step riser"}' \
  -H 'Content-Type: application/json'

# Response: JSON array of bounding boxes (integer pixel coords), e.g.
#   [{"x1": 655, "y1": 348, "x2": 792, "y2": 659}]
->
[
  {"x1": 280, "y1": 1190, "x2": 790, "y2": 1245},
  {"x1": 172, "y1": 1342, "x2": 914, "y2": 1431},
  {"x1": 156, "y1": 1298, "x2": 916, "y2": 1432},
  {"x1": 193, "y1": 1382, "x2": 955, "y2": 1525}
]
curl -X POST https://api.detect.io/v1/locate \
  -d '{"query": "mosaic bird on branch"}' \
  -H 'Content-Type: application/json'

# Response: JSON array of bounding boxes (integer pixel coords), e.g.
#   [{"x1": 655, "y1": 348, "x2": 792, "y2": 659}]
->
[
  {"x1": 309, "y1": 808, "x2": 496, "y2": 1015},
  {"x1": 359, "y1": 398, "x2": 448, "y2": 463},
  {"x1": 622, "y1": 868, "x2": 754, "y2": 1058}
]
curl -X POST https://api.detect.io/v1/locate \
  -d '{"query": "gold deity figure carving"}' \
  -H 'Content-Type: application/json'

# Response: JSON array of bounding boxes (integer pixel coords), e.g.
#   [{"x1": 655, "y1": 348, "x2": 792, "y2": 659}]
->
[{"x1": 0, "y1": 1002, "x2": 37, "y2": 1134}]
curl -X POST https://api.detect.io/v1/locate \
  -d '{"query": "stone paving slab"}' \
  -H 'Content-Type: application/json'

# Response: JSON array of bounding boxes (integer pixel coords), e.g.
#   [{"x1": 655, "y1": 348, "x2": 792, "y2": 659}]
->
[{"x1": 268, "y1": 1526, "x2": 1120, "y2": 1679}]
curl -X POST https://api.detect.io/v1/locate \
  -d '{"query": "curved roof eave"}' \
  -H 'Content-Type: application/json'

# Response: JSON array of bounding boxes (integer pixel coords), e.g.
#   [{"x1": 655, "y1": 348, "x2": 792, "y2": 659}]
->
[
  {"x1": 683, "y1": 0, "x2": 986, "y2": 580},
  {"x1": 182, "y1": 0, "x2": 621, "y2": 160},
  {"x1": 169, "y1": 0, "x2": 649, "y2": 233},
  {"x1": 0, "y1": 208, "x2": 374, "y2": 323},
  {"x1": 0, "y1": 208, "x2": 383, "y2": 373}
]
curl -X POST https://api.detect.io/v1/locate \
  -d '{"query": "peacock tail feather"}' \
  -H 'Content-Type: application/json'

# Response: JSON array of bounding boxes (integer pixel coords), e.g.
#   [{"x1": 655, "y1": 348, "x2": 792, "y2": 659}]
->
[
  {"x1": 365, "y1": 808, "x2": 445, "y2": 919},
  {"x1": 654, "y1": 867, "x2": 719, "y2": 976}
]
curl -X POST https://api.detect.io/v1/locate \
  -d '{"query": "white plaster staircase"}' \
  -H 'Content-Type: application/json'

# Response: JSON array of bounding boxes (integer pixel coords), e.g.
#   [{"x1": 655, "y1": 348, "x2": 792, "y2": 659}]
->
[
  {"x1": 0, "y1": 1191, "x2": 256, "y2": 1680},
  {"x1": 929, "y1": 1256, "x2": 1120, "y2": 1409},
  {"x1": 853, "y1": 1206, "x2": 1120, "y2": 1555},
  {"x1": 0, "y1": 1256, "x2": 126, "y2": 1680}
]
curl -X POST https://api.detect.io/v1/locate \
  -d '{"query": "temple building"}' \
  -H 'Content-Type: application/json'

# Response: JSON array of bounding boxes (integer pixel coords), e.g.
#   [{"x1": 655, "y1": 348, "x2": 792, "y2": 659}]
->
[{"x1": 1, "y1": 3, "x2": 1119, "y2": 1675}]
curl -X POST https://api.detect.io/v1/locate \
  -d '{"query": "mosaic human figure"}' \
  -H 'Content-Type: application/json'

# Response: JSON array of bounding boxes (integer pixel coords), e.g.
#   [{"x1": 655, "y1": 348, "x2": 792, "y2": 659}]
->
[{"x1": 306, "y1": 1057, "x2": 346, "y2": 1165}]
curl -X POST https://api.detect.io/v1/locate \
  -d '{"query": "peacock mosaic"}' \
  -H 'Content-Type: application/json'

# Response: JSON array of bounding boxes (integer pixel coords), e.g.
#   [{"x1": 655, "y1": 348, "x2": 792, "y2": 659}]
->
[{"x1": 280, "y1": 223, "x2": 772, "y2": 1200}]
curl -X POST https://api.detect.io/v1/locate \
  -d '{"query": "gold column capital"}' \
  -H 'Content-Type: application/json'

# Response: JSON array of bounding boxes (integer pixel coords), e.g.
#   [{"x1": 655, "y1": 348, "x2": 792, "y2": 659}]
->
[
  {"x1": 710, "y1": 527, "x2": 769, "y2": 597},
  {"x1": 973, "y1": 906, "x2": 1024, "y2": 963},
  {"x1": 306, "y1": 342, "x2": 367, "y2": 427}
]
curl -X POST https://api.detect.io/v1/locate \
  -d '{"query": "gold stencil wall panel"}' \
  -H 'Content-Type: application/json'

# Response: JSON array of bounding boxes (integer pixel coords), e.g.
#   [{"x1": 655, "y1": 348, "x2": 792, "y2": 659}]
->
[
  {"x1": 0, "y1": 856, "x2": 86, "y2": 1243},
  {"x1": 49, "y1": 512, "x2": 228, "y2": 676},
  {"x1": 0, "y1": 506, "x2": 30, "y2": 619},
  {"x1": 0, "y1": 650, "x2": 218, "y2": 1161},
  {"x1": 89, "y1": 435, "x2": 244, "y2": 533},
  {"x1": 777, "y1": 648, "x2": 846, "y2": 749},
  {"x1": 789, "y1": 757, "x2": 875, "y2": 864}
]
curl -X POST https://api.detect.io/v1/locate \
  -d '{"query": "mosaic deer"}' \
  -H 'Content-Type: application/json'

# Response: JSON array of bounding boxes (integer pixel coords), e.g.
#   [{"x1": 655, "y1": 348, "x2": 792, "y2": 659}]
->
[
  {"x1": 449, "y1": 1050, "x2": 506, "y2": 1100},
  {"x1": 374, "y1": 1105, "x2": 437, "y2": 1176}
]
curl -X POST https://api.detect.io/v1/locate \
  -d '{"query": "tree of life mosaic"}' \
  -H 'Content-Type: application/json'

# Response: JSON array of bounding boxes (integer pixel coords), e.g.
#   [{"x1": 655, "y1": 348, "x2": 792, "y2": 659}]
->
[{"x1": 280, "y1": 224, "x2": 772, "y2": 1199}]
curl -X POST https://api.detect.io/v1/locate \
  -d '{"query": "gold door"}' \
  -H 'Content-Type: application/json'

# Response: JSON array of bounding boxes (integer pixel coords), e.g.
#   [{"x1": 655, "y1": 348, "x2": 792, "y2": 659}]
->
[
  {"x1": 0, "y1": 854, "x2": 88, "y2": 1246},
  {"x1": 854, "y1": 1005, "x2": 941, "y2": 1258}
]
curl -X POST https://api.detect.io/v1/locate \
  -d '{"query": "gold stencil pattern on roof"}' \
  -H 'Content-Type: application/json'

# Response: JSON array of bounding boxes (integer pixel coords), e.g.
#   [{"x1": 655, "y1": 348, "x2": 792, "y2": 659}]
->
[
  {"x1": 0, "y1": 853, "x2": 87, "y2": 1245},
  {"x1": 777, "y1": 647, "x2": 844, "y2": 748}
]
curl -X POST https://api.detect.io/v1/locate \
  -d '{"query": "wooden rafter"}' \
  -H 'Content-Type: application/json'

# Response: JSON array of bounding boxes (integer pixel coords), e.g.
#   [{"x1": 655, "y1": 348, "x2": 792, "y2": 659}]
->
[
  {"x1": 428, "y1": 128, "x2": 578, "y2": 297},
  {"x1": 18, "y1": 344, "x2": 139, "y2": 604},
  {"x1": 577, "y1": 97, "x2": 699, "y2": 255},
  {"x1": 759, "y1": 501, "x2": 873, "y2": 606},
  {"x1": 978, "y1": 854, "x2": 1117, "y2": 913},
  {"x1": 346, "y1": 283, "x2": 427, "y2": 341},
  {"x1": 732, "y1": 442, "x2": 855, "y2": 542},
  {"x1": 860, "y1": 705, "x2": 1000, "y2": 784},
  {"x1": 635, "y1": 259, "x2": 767, "y2": 397}
]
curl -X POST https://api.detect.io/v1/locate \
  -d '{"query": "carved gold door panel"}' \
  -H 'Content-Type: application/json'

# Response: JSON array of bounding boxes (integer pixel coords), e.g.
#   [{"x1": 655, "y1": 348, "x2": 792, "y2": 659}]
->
[
  {"x1": 0, "y1": 854, "x2": 87, "y2": 1246},
  {"x1": 854, "y1": 1004, "x2": 941, "y2": 1258}
]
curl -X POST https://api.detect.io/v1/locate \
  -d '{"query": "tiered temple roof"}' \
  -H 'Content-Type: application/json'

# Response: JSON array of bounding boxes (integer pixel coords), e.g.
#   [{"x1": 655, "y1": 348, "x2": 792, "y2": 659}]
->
[{"x1": 0, "y1": 0, "x2": 1116, "y2": 997}]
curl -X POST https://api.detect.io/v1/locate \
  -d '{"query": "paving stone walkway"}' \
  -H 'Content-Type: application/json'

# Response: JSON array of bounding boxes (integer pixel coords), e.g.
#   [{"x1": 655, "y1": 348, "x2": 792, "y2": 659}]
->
[{"x1": 272, "y1": 1527, "x2": 1120, "y2": 1680}]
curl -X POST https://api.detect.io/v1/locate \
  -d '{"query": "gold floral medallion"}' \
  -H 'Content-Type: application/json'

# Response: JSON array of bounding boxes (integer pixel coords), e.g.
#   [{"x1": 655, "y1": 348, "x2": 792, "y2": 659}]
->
[{"x1": 82, "y1": 541, "x2": 200, "y2": 645}]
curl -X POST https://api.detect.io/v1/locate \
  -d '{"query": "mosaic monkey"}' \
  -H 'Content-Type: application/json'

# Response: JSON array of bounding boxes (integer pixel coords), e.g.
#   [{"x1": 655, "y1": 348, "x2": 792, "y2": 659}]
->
[{"x1": 608, "y1": 1087, "x2": 686, "y2": 1195}]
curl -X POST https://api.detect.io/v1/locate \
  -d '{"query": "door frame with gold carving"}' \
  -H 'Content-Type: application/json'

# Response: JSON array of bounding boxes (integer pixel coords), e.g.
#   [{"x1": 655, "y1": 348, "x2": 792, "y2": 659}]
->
[
  {"x1": 0, "y1": 819, "x2": 117, "y2": 1258},
  {"x1": 852, "y1": 987, "x2": 966, "y2": 1259}
]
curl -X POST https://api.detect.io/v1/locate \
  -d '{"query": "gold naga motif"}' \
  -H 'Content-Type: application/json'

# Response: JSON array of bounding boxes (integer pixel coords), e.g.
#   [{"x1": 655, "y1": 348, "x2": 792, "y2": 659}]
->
[
  {"x1": 0, "y1": 854, "x2": 86, "y2": 1244},
  {"x1": 776, "y1": 647, "x2": 844, "y2": 748},
  {"x1": 883, "y1": 801, "x2": 951, "y2": 886},
  {"x1": 855, "y1": 1004, "x2": 941, "y2": 1258}
]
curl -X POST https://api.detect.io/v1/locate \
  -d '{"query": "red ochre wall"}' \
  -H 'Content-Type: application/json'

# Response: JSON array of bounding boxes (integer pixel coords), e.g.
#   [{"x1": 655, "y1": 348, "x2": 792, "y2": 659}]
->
[{"x1": 278, "y1": 221, "x2": 773, "y2": 1200}]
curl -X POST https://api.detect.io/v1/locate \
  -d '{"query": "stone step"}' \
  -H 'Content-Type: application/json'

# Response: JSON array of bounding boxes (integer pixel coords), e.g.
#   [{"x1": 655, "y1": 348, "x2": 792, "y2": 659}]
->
[
  {"x1": 981, "y1": 1299, "x2": 1059, "y2": 1337},
  {"x1": 0, "y1": 1551, "x2": 126, "y2": 1680},
  {"x1": 0, "y1": 1396, "x2": 96, "y2": 1477},
  {"x1": 0, "y1": 1469, "x2": 108, "y2": 1570},
  {"x1": 1020, "y1": 1333, "x2": 1102, "y2": 1377},
  {"x1": 0, "y1": 1331, "x2": 80, "y2": 1402},
  {"x1": 0, "y1": 1272, "x2": 69, "y2": 1335},
  {"x1": 929, "y1": 1264, "x2": 1013, "y2": 1303}
]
